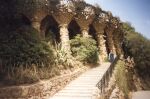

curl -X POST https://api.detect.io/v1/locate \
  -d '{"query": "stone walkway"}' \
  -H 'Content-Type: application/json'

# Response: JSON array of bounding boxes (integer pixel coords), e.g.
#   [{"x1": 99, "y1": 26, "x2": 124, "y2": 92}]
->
[
  {"x1": 132, "y1": 91, "x2": 150, "y2": 99},
  {"x1": 49, "y1": 62, "x2": 111, "y2": 99}
]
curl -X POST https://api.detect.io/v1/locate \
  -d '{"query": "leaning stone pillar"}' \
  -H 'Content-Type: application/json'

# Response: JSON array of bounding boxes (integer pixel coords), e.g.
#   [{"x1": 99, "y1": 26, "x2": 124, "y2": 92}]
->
[
  {"x1": 113, "y1": 36, "x2": 121, "y2": 56},
  {"x1": 31, "y1": 20, "x2": 45, "y2": 39},
  {"x1": 59, "y1": 24, "x2": 70, "y2": 52},
  {"x1": 97, "y1": 32, "x2": 108, "y2": 61},
  {"x1": 106, "y1": 29, "x2": 116, "y2": 55},
  {"x1": 113, "y1": 25, "x2": 124, "y2": 56},
  {"x1": 52, "y1": 0, "x2": 75, "y2": 54},
  {"x1": 106, "y1": 17, "x2": 120, "y2": 55},
  {"x1": 31, "y1": 21, "x2": 41, "y2": 32},
  {"x1": 93, "y1": 12, "x2": 109, "y2": 62},
  {"x1": 81, "y1": 28, "x2": 89, "y2": 37}
]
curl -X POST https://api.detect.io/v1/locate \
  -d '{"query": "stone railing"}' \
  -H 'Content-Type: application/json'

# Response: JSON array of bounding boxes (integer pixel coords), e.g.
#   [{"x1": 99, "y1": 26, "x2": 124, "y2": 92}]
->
[
  {"x1": 0, "y1": 68, "x2": 86, "y2": 99},
  {"x1": 96, "y1": 57, "x2": 118, "y2": 94}
]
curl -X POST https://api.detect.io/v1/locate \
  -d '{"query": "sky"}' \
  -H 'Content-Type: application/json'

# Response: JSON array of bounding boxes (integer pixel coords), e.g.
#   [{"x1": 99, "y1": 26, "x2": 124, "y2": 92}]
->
[{"x1": 86, "y1": 0, "x2": 150, "y2": 39}]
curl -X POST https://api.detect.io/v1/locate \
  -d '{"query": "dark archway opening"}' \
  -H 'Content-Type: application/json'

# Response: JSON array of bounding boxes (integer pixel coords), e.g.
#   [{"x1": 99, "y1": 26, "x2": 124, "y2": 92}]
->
[
  {"x1": 89, "y1": 24, "x2": 98, "y2": 47},
  {"x1": 68, "y1": 20, "x2": 81, "y2": 39},
  {"x1": 17, "y1": 14, "x2": 31, "y2": 26},
  {"x1": 12, "y1": 14, "x2": 31, "y2": 27},
  {"x1": 41, "y1": 15, "x2": 60, "y2": 45}
]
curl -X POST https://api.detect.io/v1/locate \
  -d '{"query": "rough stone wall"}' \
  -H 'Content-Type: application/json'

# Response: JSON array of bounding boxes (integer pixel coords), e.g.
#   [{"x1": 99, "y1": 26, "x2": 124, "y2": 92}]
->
[{"x1": 0, "y1": 68, "x2": 86, "y2": 99}]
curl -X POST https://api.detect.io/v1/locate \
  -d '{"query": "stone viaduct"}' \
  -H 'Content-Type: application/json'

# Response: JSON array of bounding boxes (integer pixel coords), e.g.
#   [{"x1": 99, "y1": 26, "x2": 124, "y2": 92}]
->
[{"x1": 0, "y1": 0, "x2": 124, "y2": 62}]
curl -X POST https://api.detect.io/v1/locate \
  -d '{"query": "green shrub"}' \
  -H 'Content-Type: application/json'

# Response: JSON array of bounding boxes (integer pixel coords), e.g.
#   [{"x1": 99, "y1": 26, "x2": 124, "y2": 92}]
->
[
  {"x1": 70, "y1": 35, "x2": 99, "y2": 64},
  {"x1": 0, "y1": 26, "x2": 61, "y2": 85},
  {"x1": 0, "y1": 26, "x2": 55, "y2": 70}
]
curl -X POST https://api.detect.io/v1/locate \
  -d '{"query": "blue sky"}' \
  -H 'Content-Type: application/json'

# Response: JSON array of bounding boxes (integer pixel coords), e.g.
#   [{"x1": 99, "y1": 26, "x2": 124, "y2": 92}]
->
[{"x1": 86, "y1": 0, "x2": 150, "y2": 39}]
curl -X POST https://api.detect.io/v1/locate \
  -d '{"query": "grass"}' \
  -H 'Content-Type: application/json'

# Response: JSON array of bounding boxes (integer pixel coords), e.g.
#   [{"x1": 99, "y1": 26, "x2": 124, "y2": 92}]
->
[{"x1": 0, "y1": 64, "x2": 61, "y2": 86}]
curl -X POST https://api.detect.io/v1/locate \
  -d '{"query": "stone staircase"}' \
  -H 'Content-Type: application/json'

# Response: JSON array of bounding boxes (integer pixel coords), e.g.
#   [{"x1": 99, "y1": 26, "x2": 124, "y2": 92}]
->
[{"x1": 49, "y1": 62, "x2": 111, "y2": 99}]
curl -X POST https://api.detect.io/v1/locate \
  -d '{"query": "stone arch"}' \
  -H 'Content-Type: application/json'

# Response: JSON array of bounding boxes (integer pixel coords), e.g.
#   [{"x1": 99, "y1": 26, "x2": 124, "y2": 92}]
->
[
  {"x1": 40, "y1": 15, "x2": 60, "y2": 44},
  {"x1": 68, "y1": 20, "x2": 81, "y2": 39},
  {"x1": 89, "y1": 24, "x2": 98, "y2": 46}
]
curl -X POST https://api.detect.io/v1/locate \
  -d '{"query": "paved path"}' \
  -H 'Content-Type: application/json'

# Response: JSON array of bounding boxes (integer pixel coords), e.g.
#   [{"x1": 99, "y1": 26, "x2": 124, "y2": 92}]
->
[
  {"x1": 49, "y1": 63, "x2": 111, "y2": 99},
  {"x1": 132, "y1": 91, "x2": 150, "y2": 99}
]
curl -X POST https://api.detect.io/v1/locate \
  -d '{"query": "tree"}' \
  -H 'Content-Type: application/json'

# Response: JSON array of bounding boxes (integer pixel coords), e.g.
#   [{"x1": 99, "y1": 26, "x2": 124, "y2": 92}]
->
[{"x1": 122, "y1": 22, "x2": 150, "y2": 76}]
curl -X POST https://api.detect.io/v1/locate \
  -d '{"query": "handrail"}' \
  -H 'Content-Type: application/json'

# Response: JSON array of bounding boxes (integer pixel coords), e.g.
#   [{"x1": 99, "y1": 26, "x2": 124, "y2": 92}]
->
[{"x1": 96, "y1": 57, "x2": 118, "y2": 94}]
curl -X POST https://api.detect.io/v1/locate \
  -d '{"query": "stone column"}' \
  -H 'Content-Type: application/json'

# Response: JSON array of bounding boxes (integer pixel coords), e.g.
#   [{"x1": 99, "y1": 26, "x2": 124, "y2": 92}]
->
[
  {"x1": 59, "y1": 24, "x2": 70, "y2": 53},
  {"x1": 97, "y1": 32, "x2": 108, "y2": 61},
  {"x1": 115, "y1": 42, "x2": 122, "y2": 55},
  {"x1": 31, "y1": 21, "x2": 40, "y2": 32},
  {"x1": 113, "y1": 30, "x2": 124, "y2": 56},
  {"x1": 106, "y1": 30, "x2": 116, "y2": 55},
  {"x1": 31, "y1": 21, "x2": 42, "y2": 37},
  {"x1": 51, "y1": 1, "x2": 75, "y2": 55},
  {"x1": 31, "y1": 21, "x2": 45, "y2": 39},
  {"x1": 93, "y1": 16, "x2": 108, "y2": 62},
  {"x1": 81, "y1": 28, "x2": 89, "y2": 38}
]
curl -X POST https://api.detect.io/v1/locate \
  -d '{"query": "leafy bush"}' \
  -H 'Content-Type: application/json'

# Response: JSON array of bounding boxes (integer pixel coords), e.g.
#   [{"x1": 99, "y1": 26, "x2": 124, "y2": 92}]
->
[
  {"x1": 70, "y1": 35, "x2": 99, "y2": 64},
  {"x1": 0, "y1": 26, "x2": 55, "y2": 70}
]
